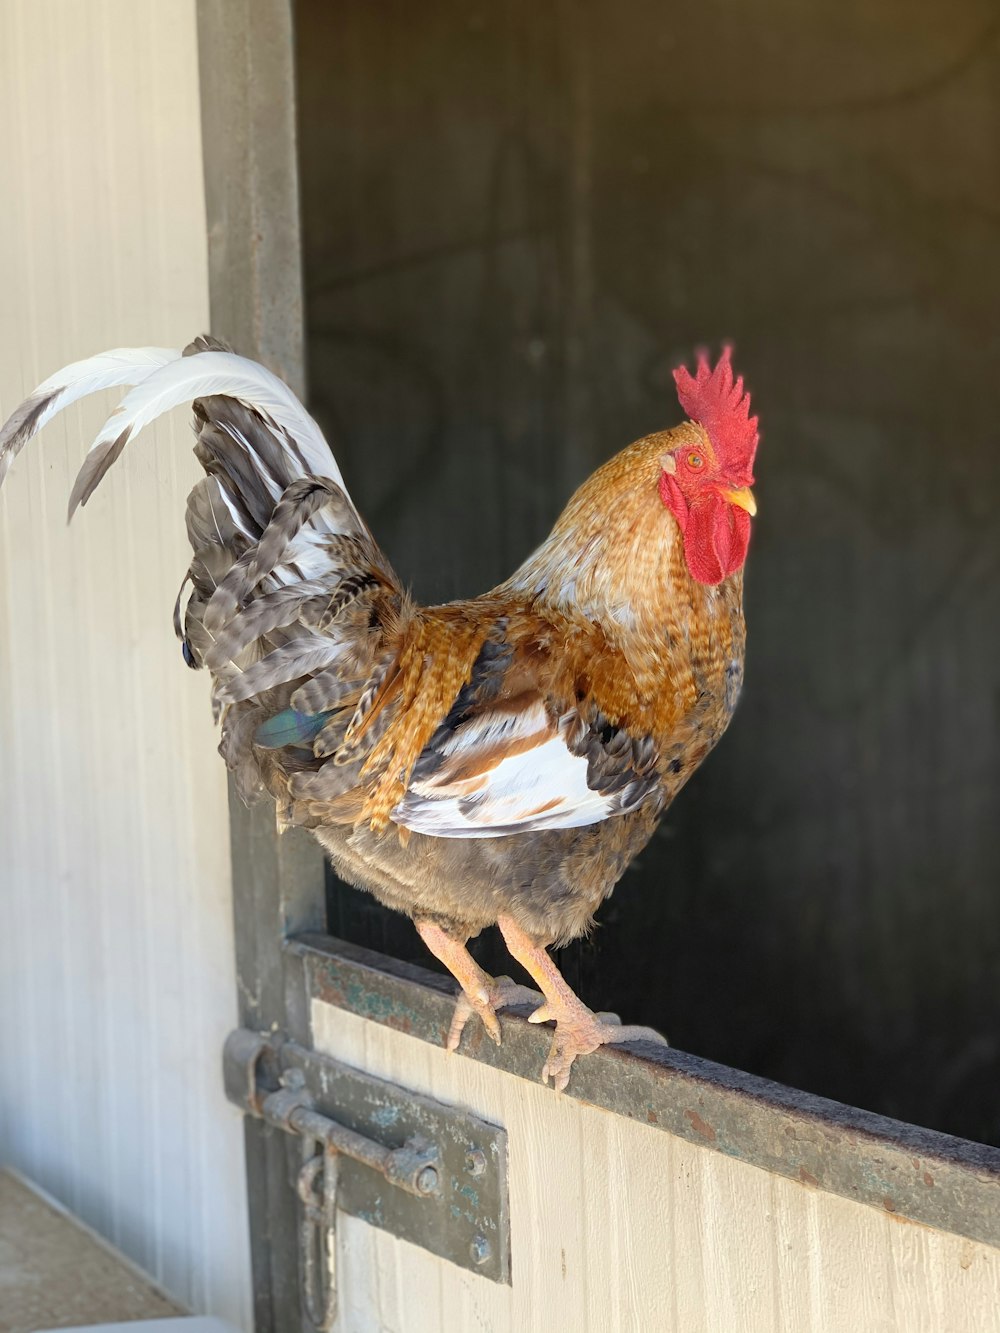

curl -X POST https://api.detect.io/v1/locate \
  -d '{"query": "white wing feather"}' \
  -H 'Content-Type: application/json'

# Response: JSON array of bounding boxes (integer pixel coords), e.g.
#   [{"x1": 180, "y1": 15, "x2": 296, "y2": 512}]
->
[
  {"x1": 391, "y1": 698, "x2": 616, "y2": 838},
  {"x1": 393, "y1": 735, "x2": 615, "y2": 838}
]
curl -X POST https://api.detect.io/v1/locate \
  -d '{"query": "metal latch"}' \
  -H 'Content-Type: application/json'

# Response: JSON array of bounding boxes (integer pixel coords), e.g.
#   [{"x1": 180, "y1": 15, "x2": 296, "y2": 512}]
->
[{"x1": 223, "y1": 1029, "x2": 510, "y2": 1324}]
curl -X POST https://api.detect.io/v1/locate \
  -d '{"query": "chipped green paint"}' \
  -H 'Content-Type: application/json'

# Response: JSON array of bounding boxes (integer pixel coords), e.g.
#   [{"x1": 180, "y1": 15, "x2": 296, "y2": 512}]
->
[{"x1": 307, "y1": 949, "x2": 448, "y2": 1045}]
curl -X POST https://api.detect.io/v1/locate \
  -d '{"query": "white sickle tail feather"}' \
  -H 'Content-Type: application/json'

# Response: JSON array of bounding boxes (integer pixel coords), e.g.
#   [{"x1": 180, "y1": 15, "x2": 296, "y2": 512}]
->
[
  {"x1": 0, "y1": 346, "x2": 179, "y2": 489},
  {"x1": 0, "y1": 336, "x2": 355, "y2": 517},
  {"x1": 0, "y1": 336, "x2": 401, "y2": 807},
  {"x1": 65, "y1": 347, "x2": 353, "y2": 519}
]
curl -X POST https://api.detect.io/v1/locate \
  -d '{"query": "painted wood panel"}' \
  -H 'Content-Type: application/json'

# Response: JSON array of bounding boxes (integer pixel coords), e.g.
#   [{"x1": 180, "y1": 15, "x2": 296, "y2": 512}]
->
[
  {"x1": 313, "y1": 1001, "x2": 1000, "y2": 1333},
  {"x1": 0, "y1": 2, "x2": 251, "y2": 1326}
]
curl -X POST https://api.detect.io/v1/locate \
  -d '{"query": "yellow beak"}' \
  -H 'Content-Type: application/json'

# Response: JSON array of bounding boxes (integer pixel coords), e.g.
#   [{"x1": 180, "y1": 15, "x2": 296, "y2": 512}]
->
[{"x1": 720, "y1": 485, "x2": 757, "y2": 517}]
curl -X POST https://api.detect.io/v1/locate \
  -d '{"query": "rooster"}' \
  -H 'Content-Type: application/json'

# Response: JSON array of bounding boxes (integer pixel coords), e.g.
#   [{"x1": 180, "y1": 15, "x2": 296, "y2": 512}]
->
[{"x1": 0, "y1": 338, "x2": 758, "y2": 1090}]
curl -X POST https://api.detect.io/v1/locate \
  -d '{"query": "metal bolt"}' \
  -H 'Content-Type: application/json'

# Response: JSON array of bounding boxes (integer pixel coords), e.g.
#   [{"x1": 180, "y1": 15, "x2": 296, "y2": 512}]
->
[
  {"x1": 465, "y1": 1149, "x2": 486, "y2": 1177},
  {"x1": 415, "y1": 1164, "x2": 440, "y2": 1196},
  {"x1": 280, "y1": 1067, "x2": 306, "y2": 1091},
  {"x1": 470, "y1": 1234, "x2": 491, "y2": 1266}
]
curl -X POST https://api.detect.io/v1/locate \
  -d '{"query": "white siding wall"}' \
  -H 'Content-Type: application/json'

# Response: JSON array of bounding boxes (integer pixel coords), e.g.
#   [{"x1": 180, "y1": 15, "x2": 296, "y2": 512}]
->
[
  {"x1": 314, "y1": 1003, "x2": 1000, "y2": 1333},
  {"x1": 0, "y1": 2, "x2": 252, "y2": 1326}
]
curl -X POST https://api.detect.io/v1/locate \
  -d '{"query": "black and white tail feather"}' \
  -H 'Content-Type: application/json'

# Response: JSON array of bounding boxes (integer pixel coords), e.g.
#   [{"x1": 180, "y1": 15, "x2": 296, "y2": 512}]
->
[{"x1": 0, "y1": 335, "x2": 405, "y2": 803}]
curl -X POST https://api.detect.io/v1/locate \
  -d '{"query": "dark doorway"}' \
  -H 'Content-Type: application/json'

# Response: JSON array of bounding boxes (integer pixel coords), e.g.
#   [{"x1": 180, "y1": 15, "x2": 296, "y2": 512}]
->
[{"x1": 295, "y1": 0, "x2": 1000, "y2": 1147}]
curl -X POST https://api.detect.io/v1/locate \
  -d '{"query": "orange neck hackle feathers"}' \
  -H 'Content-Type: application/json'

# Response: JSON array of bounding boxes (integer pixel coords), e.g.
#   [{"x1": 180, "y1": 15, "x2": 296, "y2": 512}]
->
[
  {"x1": 505, "y1": 429, "x2": 690, "y2": 619},
  {"x1": 500, "y1": 423, "x2": 736, "y2": 697},
  {"x1": 508, "y1": 346, "x2": 760, "y2": 612}
]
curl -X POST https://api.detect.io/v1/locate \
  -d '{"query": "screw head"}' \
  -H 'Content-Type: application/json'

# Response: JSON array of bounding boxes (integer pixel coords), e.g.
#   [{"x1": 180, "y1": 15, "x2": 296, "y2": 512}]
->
[
  {"x1": 415, "y1": 1164, "x2": 440, "y2": 1196},
  {"x1": 465, "y1": 1149, "x2": 487, "y2": 1177},
  {"x1": 470, "y1": 1234, "x2": 491, "y2": 1266}
]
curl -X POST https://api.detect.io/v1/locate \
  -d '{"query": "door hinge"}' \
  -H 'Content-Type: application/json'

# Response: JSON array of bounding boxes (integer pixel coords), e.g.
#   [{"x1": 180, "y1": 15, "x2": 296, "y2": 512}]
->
[{"x1": 223, "y1": 1028, "x2": 511, "y2": 1322}]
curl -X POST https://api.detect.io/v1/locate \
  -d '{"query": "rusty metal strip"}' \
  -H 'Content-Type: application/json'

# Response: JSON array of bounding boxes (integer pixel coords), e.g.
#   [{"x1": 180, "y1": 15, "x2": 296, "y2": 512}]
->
[{"x1": 290, "y1": 932, "x2": 1000, "y2": 1251}]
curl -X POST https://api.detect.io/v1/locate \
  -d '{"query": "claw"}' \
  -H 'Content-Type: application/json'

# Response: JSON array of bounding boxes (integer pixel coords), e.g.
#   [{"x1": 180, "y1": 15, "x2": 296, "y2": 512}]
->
[
  {"x1": 447, "y1": 975, "x2": 542, "y2": 1051},
  {"x1": 539, "y1": 1013, "x2": 669, "y2": 1092},
  {"x1": 448, "y1": 986, "x2": 501, "y2": 1050},
  {"x1": 526, "y1": 1002, "x2": 558, "y2": 1025}
]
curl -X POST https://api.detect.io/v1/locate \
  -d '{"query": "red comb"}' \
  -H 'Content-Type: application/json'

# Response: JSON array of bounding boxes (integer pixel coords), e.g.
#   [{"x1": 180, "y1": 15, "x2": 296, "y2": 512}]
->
[{"x1": 673, "y1": 346, "x2": 758, "y2": 482}]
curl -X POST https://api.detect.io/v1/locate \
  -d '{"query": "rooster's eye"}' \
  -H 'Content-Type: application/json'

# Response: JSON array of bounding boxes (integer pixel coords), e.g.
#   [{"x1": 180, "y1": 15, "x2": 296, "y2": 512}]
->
[{"x1": 687, "y1": 452, "x2": 704, "y2": 469}]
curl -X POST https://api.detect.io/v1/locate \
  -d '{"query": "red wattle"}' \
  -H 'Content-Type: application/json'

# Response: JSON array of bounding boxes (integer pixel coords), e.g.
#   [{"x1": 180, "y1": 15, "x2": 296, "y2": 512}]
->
[
  {"x1": 682, "y1": 492, "x2": 751, "y2": 585},
  {"x1": 659, "y1": 472, "x2": 751, "y2": 584}
]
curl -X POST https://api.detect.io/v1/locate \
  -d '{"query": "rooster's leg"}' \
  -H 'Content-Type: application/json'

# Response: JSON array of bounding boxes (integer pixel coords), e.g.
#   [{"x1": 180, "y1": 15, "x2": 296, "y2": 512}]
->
[
  {"x1": 497, "y1": 914, "x2": 668, "y2": 1091},
  {"x1": 414, "y1": 919, "x2": 541, "y2": 1051}
]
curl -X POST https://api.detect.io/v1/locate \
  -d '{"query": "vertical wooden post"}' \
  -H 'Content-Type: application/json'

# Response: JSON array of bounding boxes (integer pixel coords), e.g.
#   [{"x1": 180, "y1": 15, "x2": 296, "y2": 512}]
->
[{"x1": 196, "y1": 4, "x2": 324, "y2": 1327}]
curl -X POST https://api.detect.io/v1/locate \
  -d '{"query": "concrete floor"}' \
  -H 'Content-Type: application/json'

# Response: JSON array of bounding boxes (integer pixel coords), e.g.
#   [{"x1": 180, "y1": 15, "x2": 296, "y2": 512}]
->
[{"x1": 0, "y1": 1170, "x2": 181, "y2": 1332}]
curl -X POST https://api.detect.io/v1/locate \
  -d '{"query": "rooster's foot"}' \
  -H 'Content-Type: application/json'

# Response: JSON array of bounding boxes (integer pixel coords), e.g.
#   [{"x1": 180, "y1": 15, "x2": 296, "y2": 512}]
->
[
  {"x1": 528, "y1": 998, "x2": 669, "y2": 1092},
  {"x1": 495, "y1": 913, "x2": 668, "y2": 1092},
  {"x1": 448, "y1": 975, "x2": 543, "y2": 1051},
  {"x1": 415, "y1": 919, "x2": 538, "y2": 1050}
]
